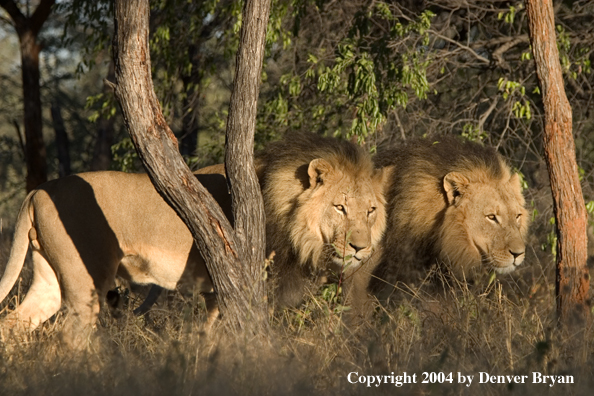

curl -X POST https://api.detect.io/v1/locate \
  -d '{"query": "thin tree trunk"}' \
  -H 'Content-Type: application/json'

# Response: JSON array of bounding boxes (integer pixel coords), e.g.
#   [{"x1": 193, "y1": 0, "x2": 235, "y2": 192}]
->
[
  {"x1": 179, "y1": 43, "x2": 200, "y2": 158},
  {"x1": 224, "y1": 0, "x2": 269, "y2": 311},
  {"x1": 180, "y1": 75, "x2": 198, "y2": 157},
  {"x1": 50, "y1": 99, "x2": 71, "y2": 177},
  {"x1": 12, "y1": 119, "x2": 25, "y2": 160},
  {"x1": 0, "y1": 0, "x2": 55, "y2": 191},
  {"x1": 112, "y1": 0, "x2": 270, "y2": 336},
  {"x1": 525, "y1": 0, "x2": 589, "y2": 327},
  {"x1": 20, "y1": 29, "x2": 46, "y2": 190},
  {"x1": 91, "y1": 63, "x2": 116, "y2": 171}
]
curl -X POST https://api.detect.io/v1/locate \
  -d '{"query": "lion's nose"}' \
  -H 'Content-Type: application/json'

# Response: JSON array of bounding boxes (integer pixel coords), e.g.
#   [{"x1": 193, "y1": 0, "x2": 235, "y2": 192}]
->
[
  {"x1": 349, "y1": 242, "x2": 366, "y2": 253},
  {"x1": 510, "y1": 249, "x2": 524, "y2": 261}
]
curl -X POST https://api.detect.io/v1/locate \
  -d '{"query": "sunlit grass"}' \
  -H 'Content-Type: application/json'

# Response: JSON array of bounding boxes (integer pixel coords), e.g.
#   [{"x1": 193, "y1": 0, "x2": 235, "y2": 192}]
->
[{"x1": 0, "y1": 236, "x2": 592, "y2": 395}]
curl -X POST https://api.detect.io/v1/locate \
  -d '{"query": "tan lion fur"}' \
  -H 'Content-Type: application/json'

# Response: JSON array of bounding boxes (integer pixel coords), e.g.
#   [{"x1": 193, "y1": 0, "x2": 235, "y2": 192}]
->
[
  {"x1": 257, "y1": 133, "x2": 389, "y2": 323},
  {"x1": 373, "y1": 136, "x2": 529, "y2": 288},
  {"x1": 0, "y1": 171, "x2": 231, "y2": 347}
]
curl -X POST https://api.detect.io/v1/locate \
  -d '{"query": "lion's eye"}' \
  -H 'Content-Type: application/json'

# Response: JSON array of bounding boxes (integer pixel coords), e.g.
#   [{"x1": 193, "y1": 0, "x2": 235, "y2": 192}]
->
[
  {"x1": 368, "y1": 207, "x2": 376, "y2": 215},
  {"x1": 516, "y1": 213, "x2": 522, "y2": 222},
  {"x1": 486, "y1": 214, "x2": 498, "y2": 223},
  {"x1": 334, "y1": 204, "x2": 346, "y2": 214}
]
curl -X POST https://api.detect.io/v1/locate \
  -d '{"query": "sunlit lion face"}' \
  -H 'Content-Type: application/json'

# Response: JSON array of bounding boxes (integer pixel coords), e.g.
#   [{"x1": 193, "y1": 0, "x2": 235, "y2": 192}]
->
[
  {"x1": 289, "y1": 158, "x2": 388, "y2": 272},
  {"x1": 440, "y1": 171, "x2": 529, "y2": 276}
]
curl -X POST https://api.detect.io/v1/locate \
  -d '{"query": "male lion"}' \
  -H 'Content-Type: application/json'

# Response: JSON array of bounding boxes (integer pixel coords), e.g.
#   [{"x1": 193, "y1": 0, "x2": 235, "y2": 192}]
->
[
  {"x1": 373, "y1": 136, "x2": 529, "y2": 287},
  {"x1": 0, "y1": 171, "x2": 231, "y2": 347},
  {"x1": 138, "y1": 134, "x2": 390, "y2": 325},
  {"x1": 257, "y1": 133, "x2": 389, "y2": 324}
]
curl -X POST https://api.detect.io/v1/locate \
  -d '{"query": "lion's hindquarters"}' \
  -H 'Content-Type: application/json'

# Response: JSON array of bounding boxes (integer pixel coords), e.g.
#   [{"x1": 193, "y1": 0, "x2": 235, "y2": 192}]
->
[
  {"x1": 1, "y1": 191, "x2": 64, "y2": 334},
  {"x1": 1, "y1": 170, "x2": 228, "y2": 344},
  {"x1": 3, "y1": 249, "x2": 61, "y2": 331},
  {"x1": 0, "y1": 192, "x2": 36, "y2": 304}
]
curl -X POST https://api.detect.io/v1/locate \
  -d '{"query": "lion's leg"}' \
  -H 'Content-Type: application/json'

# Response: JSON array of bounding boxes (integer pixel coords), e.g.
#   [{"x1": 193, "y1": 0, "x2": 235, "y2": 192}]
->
[
  {"x1": 60, "y1": 263, "x2": 119, "y2": 349},
  {"x1": 59, "y1": 290, "x2": 101, "y2": 350},
  {"x1": 341, "y1": 267, "x2": 375, "y2": 329},
  {"x1": 3, "y1": 249, "x2": 61, "y2": 331}
]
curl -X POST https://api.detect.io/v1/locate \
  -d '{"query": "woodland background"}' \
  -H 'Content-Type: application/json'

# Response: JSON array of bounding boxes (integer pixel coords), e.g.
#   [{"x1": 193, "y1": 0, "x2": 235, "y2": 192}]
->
[
  {"x1": 1, "y1": 1, "x2": 594, "y2": 395},
  {"x1": 2, "y1": 0, "x2": 594, "y2": 254}
]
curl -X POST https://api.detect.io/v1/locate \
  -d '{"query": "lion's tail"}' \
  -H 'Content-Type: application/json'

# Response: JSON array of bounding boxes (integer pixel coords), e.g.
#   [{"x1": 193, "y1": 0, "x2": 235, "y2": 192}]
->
[{"x1": 0, "y1": 191, "x2": 35, "y2": 304}]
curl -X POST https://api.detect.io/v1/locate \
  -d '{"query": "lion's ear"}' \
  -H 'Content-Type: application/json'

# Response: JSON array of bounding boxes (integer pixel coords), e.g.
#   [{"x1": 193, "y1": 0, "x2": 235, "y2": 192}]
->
[
  {"x1": 443, "y1": 171, "x2": 470, "y2": 205},
  {"x1": 509, "y1": 173, "x2": 522, "y2": 189},
  {"x1": 509, "y1": 173, "x2": 526, "y2": 205},
  {"x1": 374, "y1": 165, "x2": 394, "y2": 193},
  {"x1": 308, "y1": 158, "x2": 334, "y2": 189}
]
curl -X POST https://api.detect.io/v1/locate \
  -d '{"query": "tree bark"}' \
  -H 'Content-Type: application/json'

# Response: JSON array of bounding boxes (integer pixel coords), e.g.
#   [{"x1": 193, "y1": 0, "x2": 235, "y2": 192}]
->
[
  {"x1": 112, "y1": 0, "x2": 270, "y2": 336},
  {"x1": 90, "y1": 63, "x2": 116, "y2": 171},
  {"x1": 525, "y1": 0, "x2": 589, "y2": 327},
  {"x1": 50, "y1": 99, "x2": 71, "y2": 177},
  {"x1": 224, "y1": 0, "x2": 270, "y2": 312},
  {"x1": 179, "y1": 43, "x2": 201, "y2": 158},
  {"x1": 0, "y1": 0, "x2": 55, "y2": 191}
]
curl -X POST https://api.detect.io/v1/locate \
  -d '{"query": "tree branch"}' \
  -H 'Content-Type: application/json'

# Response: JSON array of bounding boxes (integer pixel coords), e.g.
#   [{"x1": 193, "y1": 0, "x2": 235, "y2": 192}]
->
[
  {"x1": 0, "y1": 0, "x2": 25, "y2": 29},
  {"x1": 30, "y1": 0, "x2": 55, "y2": 37},
  {"x1": 429, "y1": 29, "x2": 490, "y2": 64},
  {"x1": 491, "y1": 35, "x2": 529, "y2": 70}
]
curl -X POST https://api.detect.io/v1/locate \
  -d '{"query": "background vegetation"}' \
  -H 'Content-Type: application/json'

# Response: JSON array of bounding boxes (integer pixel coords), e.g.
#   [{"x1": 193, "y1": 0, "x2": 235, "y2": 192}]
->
[{"x1": 1, "y1": 0, "x2": 593, "y2": 394}]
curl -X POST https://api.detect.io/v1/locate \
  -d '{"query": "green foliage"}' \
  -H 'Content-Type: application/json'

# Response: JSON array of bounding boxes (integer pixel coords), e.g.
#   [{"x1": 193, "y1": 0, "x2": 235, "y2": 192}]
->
[
  {"x1": 85, "y1": 93, "x2": 116, "y2": 123},
  {"x1": 319, "y1": 283, "x2": 349, "y2": 315},
  {"x1": 148, "y1": 0, "x2": 227, "y2": 119},
  {"x1": 556, "y1": 25, "x2": 592, "y2": 80},
  {"x1": 586, "y1": 201, "x2": 594, "y2": 215},
  {"x1": 111, "y1": 138, "x2": 139, "y2": 173},
  {"x1": 541, "y1": 216, "x2": 557, "y2": 259},
  {"x1": 57, "y1": 0, "x2": 114, "y2": 74},
  {"x1": 258, "y1": 3, "x2": 434, "y2": 146},
  {"x1": 497, "y1": 78, "x2": 531, "y2": 120},
  {"x1": 498, "y1": 4, "x2": 520, "y2": 25},
  {"x1": 461, "y1": 123, "x2": 486, "y2": 142},
  {"x1": 586, "y1": 200, "x2": 594, "y2": 227},
  {"x1": 513, "y1": 170, "x2": 529, "y2": 191}
]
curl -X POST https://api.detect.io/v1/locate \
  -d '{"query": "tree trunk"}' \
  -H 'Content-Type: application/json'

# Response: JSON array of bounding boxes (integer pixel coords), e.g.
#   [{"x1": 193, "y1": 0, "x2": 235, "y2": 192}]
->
[
  {"x1": 224, "y1": 0, "x2": 269, "y2": 311},
  {"x1": 20, "y1": 29, "x2": 47, "y2": 190},
  {"x1": 90, "y1": 63, "x2": 116, "y2": 171},
  {"x1": 179, "y1": 44, "x2": 200, "y2": 158},
  {"x1": 50, "y1": 99, "x2": 71, "y2": 177},
  {"x1": 525, "y1": 0, "x2": 589, "y2": 327},
  {"x1": 0, "y1": 0, "x2": 55, "y2": 191},
  {"x1": 112, "y1": 0, "x2": 270, "y2": 336}
]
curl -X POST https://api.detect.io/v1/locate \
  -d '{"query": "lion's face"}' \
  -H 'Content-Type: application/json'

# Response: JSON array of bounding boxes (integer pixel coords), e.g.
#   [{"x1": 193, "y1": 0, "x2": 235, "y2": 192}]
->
[
  {"x1": 441, "y1": 171, "x2": 529, "y2": 275},
  {"x1": 289, "y1": 158, "x2": 387, "y2": 271}
]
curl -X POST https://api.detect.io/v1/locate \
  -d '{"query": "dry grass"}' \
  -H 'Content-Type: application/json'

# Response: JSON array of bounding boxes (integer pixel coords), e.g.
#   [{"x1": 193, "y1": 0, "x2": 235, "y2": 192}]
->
[{"x1": 0, "y1": 232, "x2": 593, "y2": 395}]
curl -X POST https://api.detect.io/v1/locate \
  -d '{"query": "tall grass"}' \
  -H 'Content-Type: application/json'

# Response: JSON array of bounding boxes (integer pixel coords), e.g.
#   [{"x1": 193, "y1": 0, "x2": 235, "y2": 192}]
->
[{"x1": 0, "y1": 233, "x2": 592, "y2": 395}]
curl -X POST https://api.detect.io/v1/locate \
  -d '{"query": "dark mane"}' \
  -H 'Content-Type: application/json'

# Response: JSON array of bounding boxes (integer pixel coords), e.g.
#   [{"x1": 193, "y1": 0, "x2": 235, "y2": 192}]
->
[
  {"x1": 375, "y1": 136, "x2": 505, "y2": 183},
  {"x1": 256, "y1": 133, "x2": 373, "y2": 185},
  {"x1": 372, "y1": 135, "x2": 526, "y2": 290}
]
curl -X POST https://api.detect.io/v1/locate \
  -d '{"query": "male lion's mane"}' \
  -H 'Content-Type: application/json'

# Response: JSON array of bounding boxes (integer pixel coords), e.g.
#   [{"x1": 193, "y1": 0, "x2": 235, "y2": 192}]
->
[
  {"x1": 373, "y1": 136, "x2": 529, "y2": 287},
  {"x1": 257, "y1": 133, "x2": 386, "y2": 309}
]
